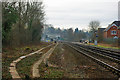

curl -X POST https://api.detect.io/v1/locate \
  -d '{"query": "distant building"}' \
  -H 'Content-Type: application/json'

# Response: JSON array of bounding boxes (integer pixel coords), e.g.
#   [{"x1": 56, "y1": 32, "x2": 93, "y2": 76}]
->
[
  {"x1": 104, "y1": 21, "x2": 120, "y2": 38},
  {"x1": 98, "y1": 28, "x2": 106, "y2": 34}
]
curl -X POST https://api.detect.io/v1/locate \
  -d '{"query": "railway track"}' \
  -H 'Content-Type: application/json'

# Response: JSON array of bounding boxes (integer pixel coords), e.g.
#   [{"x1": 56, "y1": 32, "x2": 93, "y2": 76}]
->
[
  {"x1": 75, "y1": 43, "x2": 120, "y2": 64},
  {"x1": 79, "y1": 44, "x2": 120, "y2": 59},
  {"x1": 66, "y1": 43, "x2": 120, "y2": 78}
]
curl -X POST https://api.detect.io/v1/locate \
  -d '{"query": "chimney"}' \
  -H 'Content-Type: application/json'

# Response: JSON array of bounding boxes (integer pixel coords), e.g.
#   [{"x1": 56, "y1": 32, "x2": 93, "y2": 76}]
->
[{"x1": 118, "y1": 1, "x2": 120, "y2": 21}]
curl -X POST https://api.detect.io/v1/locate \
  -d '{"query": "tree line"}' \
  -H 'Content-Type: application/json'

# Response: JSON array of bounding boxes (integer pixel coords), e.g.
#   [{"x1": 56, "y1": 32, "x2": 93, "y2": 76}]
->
[
  {"x1": 2, "y1": 1, "x2": 45, "y2": 47},
  {"x1": 43, "y1": 25, "x2": 87, "y2": 42},
  {"x1": 43, "y1": 20, "x2": 101, "y2": 42}
]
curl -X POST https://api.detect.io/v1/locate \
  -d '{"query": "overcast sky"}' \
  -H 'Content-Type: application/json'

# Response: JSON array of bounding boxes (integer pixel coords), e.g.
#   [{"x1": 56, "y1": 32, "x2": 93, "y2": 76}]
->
[{"x1": 43, "y1": 0, "x2": 120, "y2": 30}]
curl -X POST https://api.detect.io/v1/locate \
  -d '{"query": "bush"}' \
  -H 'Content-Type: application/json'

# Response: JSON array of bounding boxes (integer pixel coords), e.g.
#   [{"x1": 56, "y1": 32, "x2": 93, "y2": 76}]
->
[
  {"x1": 103, "y1": 38, "x2": 114, "y2": 44},
  {"x1": 118, "y1": 38, "x2": 120, "y2": 47},
  {"x1": 103, "y1": 38, "x2": 119, "y2": 47},
  {"x1": 24, "y1": 47, "x2": 31, "y2": 51}
]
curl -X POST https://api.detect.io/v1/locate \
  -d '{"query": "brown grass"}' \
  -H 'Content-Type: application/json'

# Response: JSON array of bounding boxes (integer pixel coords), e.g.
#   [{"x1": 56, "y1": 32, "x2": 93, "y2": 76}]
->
[
  {"x1": 2, "y1": 42, "x2": 52, "y2": 79},
  {"x1": 48, "y1": 43, "x2": 118, "y2": 78}
]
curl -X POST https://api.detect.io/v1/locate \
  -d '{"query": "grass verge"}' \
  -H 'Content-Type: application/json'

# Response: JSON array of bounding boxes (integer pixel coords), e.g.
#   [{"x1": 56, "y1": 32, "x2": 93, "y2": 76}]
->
[
  {"x1": 38, "y1": 44, "x2": 64, "y2": 78},
  {"x1": 16, "y1": 44, "x2": 55, "y2": 78},
  {"x1": 2, "y1": 42, "x2": 52, "y2": 79},
  {"x1": 39, "y1": 62, "x2": 64, "y2": 78},
  {"x1": 88, "y1": 43, "x2": 120, "y2": 49},
  {"x1": 16, "y1": 53, "x2": 42, "y2": 78}
]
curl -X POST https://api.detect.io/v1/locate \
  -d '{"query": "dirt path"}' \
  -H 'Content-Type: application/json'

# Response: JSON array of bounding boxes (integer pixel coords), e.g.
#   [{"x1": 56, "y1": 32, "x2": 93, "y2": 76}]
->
[
  {"x1": 9, "y1": 44, "x2": 53, "y2": 79},
  {"x1": 32, "y1": 43, "x2": 58, "y2": 78}
]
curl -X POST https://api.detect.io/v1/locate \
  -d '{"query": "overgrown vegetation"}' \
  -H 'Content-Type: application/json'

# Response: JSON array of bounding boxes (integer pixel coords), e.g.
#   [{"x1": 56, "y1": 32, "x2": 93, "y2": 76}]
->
[
  {"x1": 2, "y1": 1, "x2": 46, "y2": 77},
  {"x1": 2, "y1": 1, "x2": 45, "y2": 47},
  {"x1": 39, "y1": 62, "x2": 64, "y2": 78},
  {"x1": 2, "y1": 42, "x2": 51, "y2": 79},
  {"x1": 16, "y1": 43, "x2": 54, "y2": 78},
  {"x1": 48, "y1": 43, "x2": 117, "y2": 78},
  {"x1": 17, "y1": 53, "x2": 43, "y2": 78},
  {"x1": 89, "y1": 43, "x2": 120, "y2": 49}
]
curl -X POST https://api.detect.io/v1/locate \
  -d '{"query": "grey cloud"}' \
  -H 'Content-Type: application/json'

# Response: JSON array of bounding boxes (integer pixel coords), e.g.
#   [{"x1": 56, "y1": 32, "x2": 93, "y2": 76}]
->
[{"x1": 44, "y1": 0, "x2": 119, "y2": 30}]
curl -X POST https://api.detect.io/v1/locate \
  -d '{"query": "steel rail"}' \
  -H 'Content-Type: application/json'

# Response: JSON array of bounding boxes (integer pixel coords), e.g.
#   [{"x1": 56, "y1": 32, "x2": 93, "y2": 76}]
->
[
  {"x1": 66, "y1": 43, "x2": 120, "y2": 77},
  {"x1": 79, "y1": 44, "x2": 120, "y2": 57},
  {"x1": 74, "y1": 43, "x2": 120, "y2": 64}
]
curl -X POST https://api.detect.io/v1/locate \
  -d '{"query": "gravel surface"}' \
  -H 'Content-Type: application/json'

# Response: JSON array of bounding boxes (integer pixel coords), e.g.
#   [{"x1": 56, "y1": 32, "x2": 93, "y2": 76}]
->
[{"x1": 48, "y1": 43, "x2": 118, "y2": 79}]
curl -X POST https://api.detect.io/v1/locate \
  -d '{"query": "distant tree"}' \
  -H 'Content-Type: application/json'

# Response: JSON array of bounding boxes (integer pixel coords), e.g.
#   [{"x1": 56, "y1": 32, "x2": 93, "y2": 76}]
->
[
  {"x1": 61, "y1": 29, "x2": 67, "y2": 41},
  {"x1": 75, "y1": 28, "x2": 79, "y2": 33},
  {"x1": 89, "y1": 21, "x2": 100, "y2": 32},
  {"x1": 89, "y1": 21, "x2": 100, "y2": 42},
  {"x1": 47, "y1": 27, "x2": 55, "y2": 34},
  {"x1": 73, "y1": 28, "x2": 87, "y2": 42},
  {"x1": 42, "y1": 27, "x2": 87, "y2": 42},
  {"x1": 67, "y1": 28, "x2": 74, "y2": 41},
  {"x1": 56, "y1": 28, "x2": 61, "y2": 34},
  {"x1": 74, "y1": 28, "x2": 79, "y2": 41}
]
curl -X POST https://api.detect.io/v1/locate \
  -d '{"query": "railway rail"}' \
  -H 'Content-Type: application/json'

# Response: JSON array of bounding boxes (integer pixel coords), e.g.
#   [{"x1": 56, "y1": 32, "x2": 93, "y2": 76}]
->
[
  {"x1": 66, "y1": 43, "x2": 120, "y2": 78},
  {"x1": 79, "y1": 44, "x2": 120, "y2": 59},
  {"x1": 74, "y1": 43, "x2": 120, "y2": 64}
]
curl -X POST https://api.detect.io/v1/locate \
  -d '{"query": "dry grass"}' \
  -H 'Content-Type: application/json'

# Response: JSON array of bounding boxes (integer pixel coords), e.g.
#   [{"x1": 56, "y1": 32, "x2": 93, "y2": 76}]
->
[
  {"x1": 89, "y1": 43, "x2": 120, "y2": 49},
  {"x1": 39, "y1": 62, "x2": 64, "y2": 78},
  {"x1": 2, "y1": 42, "x2": 52, "y2": 79},
  {"x1": 48, "y1": 43, "x2": 118, "y2": 78}
]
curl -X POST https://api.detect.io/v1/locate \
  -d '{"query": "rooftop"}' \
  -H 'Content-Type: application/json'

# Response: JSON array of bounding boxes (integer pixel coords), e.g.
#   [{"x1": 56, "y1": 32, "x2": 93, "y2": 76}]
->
[{"x1": 112, "y1": 21, "x2": 120, "y2": 27}]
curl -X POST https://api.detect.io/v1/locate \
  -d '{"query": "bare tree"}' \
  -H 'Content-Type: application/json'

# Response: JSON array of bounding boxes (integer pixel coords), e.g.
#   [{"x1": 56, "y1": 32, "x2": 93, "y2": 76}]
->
[
  {"x1": 2, "y1": 1, "x2": 45, "y2": 46},
  {"x1": 89, "y1": 20, "x2": 100, "y2": 42},
  {"x1": 89, "y1": 20, "x2": 100, "y2": 32}
]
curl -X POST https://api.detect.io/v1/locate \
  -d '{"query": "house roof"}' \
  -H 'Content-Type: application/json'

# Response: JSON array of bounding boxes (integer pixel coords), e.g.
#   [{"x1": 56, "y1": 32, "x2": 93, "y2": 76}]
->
[
  {"x1": 98, "y1": 28, "x2": 106, "y2": 33},
  {"x1": 113, "y1": 21, "x2": 120, "y2": 26},
  {"x1": 104, "y1": 21, "x2": 120, "y2": 32},
  {"x1": 98, "y1": 28, "x2": 106, "y2": 32}
]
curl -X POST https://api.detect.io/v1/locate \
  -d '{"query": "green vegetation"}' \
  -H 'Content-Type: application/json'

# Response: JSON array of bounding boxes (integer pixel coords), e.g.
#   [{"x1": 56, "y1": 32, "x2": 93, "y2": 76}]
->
[
  {"x1": 17, "y1": 53, "x2": 43, "y2": 78},
  {"x1": 2, "y1": 1, "x2": 45, "y2": 47},
  {"x1": 15, "y1": 43, "x2": 53, "y2": 78},
  {"x1": 43, "y1": 26, "x2": 87, "y2": 42},
  {"x1": 96, "y1": 45, "x2": 120, "y2": 49},
  {"x1": 38, "y1": 44, "x2": 64, "y2": 78},
  {"x1": 2, "y1": 47, "x2": 31, "y2": 79},
  {"x1": 2, "y1": 3, "x2": 18, "y2": 44},
  {"x1": 39, "y1": 62, "x2": 64, "y2": 78},
  {"x1": 90, "y1": 44, "x2": 120, "y2": 49},
  {"x1": 2, "y1": 42, "x2": 51, "y2": 79},
  {"x1": 2, "y1": 2, "x2": 48, "y2": 77}
]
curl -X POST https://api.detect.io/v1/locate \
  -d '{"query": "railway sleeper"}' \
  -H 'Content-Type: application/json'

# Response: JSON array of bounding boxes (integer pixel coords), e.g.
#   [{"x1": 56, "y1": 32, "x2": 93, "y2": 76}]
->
[
  {"x1": 67, "y1": 44, "x2": 120, "y2": 77},
  {"x1": 79, "y1": 44, "x2": 120, "y2": 57},
  {"x1": 74, "y1": 44, "x2": 120, "y2": 64}
]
